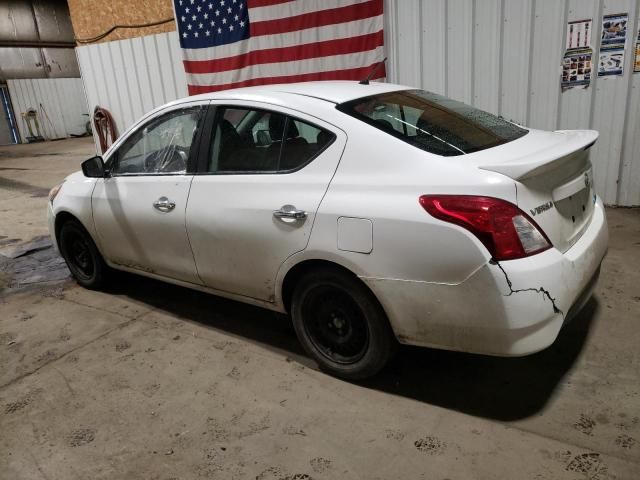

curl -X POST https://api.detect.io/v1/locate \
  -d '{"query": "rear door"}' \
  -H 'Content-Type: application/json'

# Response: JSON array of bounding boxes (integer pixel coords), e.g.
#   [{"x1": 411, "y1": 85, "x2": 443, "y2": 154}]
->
[
  {"x1": 186, "y1": 102, "x2": 345, "y2": 301},
  {"x1": 92, "y1": 103, "x2": 207, "y2": 283}
]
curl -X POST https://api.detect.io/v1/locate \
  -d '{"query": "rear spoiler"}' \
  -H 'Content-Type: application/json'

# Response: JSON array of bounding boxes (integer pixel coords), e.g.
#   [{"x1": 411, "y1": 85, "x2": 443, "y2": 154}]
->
[{"x1": 478, "y1": 130, "x2": 598, "y2": 181}]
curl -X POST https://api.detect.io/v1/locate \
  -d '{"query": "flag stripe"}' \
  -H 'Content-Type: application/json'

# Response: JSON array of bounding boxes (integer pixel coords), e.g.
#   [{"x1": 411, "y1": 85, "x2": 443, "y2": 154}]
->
[
  {"x1": 247, "y1": 0, "x2": 295, "y2": 8},
  {"x1": 250, "y1": 0, "x2": 383, "y2": 37},
  {"x1": 188, "y1": 64, "x2": 386, "y2": 95},
  {"x1": 184, "y1": 30, "x2": 383, "y2": 74},
  {"x1": 188, "y1": 46, "x2": 385, "y2": 86},
  {"x1": 248, "y1": 0, "x2": 371, "y2": 23},
  {"x1": 181, "y1": 15, "x2": 383, "y2": 61}
]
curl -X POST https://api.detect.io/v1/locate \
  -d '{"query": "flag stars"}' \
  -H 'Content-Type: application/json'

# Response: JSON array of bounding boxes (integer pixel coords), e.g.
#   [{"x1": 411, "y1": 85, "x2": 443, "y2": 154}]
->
[{"x1": 178, "y1": 0, "x2": 248, "y2": 44}]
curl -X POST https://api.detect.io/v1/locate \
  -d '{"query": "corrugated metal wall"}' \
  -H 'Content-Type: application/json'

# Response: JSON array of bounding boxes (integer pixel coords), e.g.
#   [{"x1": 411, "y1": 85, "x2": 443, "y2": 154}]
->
[
  {"x1": 75, "y1": 1, "x2": 640, "y2": 205},
  {"x1": 7, "y1": 78, "x2": 88, "y2": 141},
  {"x1": 384, "y1": 0, "x2": 640, "y2": 206},
  {"x1": 75, "y1": 31, "x2": 187, "y2": 152}
]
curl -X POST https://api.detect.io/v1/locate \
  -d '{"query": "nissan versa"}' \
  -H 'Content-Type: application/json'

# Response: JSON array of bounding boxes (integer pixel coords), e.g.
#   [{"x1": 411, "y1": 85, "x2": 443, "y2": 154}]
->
[{"x1": 47, "y1": 81, "x2": 608, "y2": 379}]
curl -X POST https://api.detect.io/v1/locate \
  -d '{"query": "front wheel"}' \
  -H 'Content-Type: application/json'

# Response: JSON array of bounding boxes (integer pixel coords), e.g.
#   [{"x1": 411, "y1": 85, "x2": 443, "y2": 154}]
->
[
  {"x1": 58, "y1": 220, "x2": 107, "y2": 289},
  {"x1": 291, "y1": 268, "x2": 396, "y2": 380}
]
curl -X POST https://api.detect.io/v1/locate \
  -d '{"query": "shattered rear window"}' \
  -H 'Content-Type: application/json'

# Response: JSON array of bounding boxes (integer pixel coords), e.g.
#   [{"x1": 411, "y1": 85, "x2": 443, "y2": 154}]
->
[{"x1": 336, "y1": 90, "x2": 528, "y2": 156}]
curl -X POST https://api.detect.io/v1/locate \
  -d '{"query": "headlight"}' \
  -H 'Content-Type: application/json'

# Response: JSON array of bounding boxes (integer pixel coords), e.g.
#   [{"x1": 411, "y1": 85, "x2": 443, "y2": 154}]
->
[{"x1": 48, "y1": 182, "x2": 64, "y2": 204}]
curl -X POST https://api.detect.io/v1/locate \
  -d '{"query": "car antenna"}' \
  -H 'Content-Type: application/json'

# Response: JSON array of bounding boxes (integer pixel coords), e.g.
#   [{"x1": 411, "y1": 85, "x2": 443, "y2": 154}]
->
[{"x1": 359, "y1": 57, "x2": 387, "y2": 85}]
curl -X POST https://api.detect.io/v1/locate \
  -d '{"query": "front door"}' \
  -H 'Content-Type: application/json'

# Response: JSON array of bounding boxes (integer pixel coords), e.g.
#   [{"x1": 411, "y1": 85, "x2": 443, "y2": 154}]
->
[
  {"x1": 92, "y1": 104, "x2": 206, "y2": 284},
  {"x1": 186, "y1": 103, "x2": 345, "y2": 301}
]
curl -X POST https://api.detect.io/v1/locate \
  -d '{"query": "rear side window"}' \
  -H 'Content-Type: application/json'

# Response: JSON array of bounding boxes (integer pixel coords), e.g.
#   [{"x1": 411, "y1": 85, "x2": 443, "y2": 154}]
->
[
  {"x1": 337, "y1": 90, "x2": 528, "y2": 156},
  {"x1": 207, "y1": 107, "x2": 334, "y2": 173}
]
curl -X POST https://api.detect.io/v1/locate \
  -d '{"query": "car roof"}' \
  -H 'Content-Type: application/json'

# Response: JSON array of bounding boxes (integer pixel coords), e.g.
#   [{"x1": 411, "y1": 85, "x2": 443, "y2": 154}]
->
[{"x1": 188, "y1": 80, "x2": 410, "y2": 105}]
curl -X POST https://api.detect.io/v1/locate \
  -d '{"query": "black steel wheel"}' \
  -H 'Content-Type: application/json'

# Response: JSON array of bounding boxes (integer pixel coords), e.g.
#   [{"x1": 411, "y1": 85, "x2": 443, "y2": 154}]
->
[
  {"x1": 59, "y1": 220, "x2": 106, "y2": 289},
  {"x1": 291, "y1": 267, "x2": 396, "y2": 379}
]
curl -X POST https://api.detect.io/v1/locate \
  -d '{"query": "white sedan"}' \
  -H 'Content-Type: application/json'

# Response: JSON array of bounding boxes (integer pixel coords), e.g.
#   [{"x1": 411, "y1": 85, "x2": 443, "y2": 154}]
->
[{"x1": 47, "y1": 81, "x2": 608, "y2": 379}]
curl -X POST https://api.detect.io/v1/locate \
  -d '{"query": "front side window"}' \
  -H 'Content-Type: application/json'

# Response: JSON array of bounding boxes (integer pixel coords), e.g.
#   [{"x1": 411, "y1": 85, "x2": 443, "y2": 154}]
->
[
  {"x1": 207, "y1": 107, "x2": 334, "y2": 173},
  {"x1": 337, "y1": 90, "x2": 528, "y2": 156},
  {"x1": 111, "y1": 107, "x2": 203, "y2": 175}
]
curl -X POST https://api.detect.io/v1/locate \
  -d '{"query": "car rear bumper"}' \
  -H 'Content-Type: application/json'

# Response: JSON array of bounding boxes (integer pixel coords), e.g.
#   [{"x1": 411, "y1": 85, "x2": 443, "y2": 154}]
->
[{"x1": 362, "y1": 197, "x2": 608, "y2": 356}]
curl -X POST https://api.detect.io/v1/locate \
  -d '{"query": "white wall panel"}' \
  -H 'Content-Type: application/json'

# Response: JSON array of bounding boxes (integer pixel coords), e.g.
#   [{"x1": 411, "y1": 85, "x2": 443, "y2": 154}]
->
[
  {"x1": 7, "y1": 78, "x2": 88, "y2": 142},
  {"x1": 473, "y1": 0, "x2": 502, "y2": 113},
  {"x1": 588, "y1": 0, "x2": 638, "y2": 205},
  {"x1": 446, "y1": 0, "x2": 474, "y2": 103},
  {"x1": 385, "y1": 0, "x2": 640, "y2": 206},
  {"x1": 419, "y1": 0, "x2": 447, "y2": 93},
  {"x1": 75, "y1": 30, "x2": 188, "y2": 152},
  {"x1": 528, "y1": 0, "x2": 566, "y2": 130},
  {"x1": 618, "y1": 65, "x2": 640, "y2": 205}
]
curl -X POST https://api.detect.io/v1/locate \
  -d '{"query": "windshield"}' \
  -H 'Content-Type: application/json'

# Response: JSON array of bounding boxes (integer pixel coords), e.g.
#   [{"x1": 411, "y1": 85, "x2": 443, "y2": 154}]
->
[{"x1": 336, "y1": 90, "x2": 528, "y2": 156}]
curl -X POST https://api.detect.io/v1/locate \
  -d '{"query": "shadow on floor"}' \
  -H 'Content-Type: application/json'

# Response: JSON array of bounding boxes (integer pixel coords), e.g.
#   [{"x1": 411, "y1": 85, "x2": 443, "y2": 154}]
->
[{"x1": 103, "y1": 271, "x2": 597, "y2": 422}]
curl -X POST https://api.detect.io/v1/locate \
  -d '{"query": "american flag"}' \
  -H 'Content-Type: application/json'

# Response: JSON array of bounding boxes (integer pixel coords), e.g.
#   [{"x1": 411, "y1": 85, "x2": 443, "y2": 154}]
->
[{"x1": 173, "y1": 0, "x2": 385, "y2": 94}]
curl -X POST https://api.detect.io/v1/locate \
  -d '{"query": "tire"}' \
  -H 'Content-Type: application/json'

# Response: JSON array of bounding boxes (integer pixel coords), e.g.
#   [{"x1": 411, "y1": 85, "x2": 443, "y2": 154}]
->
[
  {"x1": 58, "y1": 220, "x2": 107, "y2": 289},
  {"x1": 291, "y1": 267, "x2": 397, "y2": 380}
]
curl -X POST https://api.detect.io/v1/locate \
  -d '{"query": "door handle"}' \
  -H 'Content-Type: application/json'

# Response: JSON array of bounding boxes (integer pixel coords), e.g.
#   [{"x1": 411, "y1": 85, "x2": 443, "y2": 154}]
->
[
  {"x1": 153, "y1": 196, "x2": 176, "y2": 212},
  {"x1": 273, "y1": 204, "x2": 307, "y2": 220}
]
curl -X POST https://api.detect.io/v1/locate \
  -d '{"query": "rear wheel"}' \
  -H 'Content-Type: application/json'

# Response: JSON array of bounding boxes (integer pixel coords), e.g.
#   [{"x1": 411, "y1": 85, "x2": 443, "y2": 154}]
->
[
  {"x1": 58, "y1": 220, "x2": 107, "y2": 289},
  {"x1": 291, "y1": 268, "x2": 396, "y2": 380}
]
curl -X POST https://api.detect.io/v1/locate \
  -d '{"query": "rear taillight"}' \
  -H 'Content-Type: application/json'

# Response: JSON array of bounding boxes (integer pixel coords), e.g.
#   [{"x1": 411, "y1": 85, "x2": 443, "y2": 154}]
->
[{"x1": 419, "y1": 195, "x2": 551, "y2": 261}]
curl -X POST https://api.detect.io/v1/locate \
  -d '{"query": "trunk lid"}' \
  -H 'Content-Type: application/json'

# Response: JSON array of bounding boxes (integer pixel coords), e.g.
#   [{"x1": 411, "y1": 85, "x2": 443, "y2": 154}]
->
[{"x1": 474, "y1": 129, "x2": 598, "y2": 253}]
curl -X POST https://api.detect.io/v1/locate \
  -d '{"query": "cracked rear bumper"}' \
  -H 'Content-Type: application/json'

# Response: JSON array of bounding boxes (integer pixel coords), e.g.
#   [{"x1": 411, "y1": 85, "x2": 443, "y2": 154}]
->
[{"x1": 362, "y1": 198, "x2": 608, "y2": 356}]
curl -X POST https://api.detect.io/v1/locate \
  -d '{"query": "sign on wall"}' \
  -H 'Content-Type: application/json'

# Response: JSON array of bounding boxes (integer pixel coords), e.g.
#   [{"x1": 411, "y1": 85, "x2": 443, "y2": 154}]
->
[
  {"x1": 634, "y1": 19, "x2": 640, "y2": 73},
  {"x1": 598, "y1": 13, "x2": 628, "y2": 77},
  {"x1": 561, "y1": 19, "x2": 593, "y2": 90}
]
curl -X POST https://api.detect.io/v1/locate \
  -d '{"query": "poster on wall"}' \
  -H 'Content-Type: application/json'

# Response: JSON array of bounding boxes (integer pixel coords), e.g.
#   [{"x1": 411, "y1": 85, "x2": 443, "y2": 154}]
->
[
  {"x1": 601, "y1": 13, "x2": 628, "y2": 46},
  {"x1": 561, "y1": 19, "x2": 593, "y2": 90},
  {"x1": 599, "y1": 47, "x2": 625, "y2": 76},
  {"x1": 635, "y1": 19, "x2": 640, "y2": 73},
  {"x1": 566, "y1": 19, "x2": 592, "y2": 50},
  {"x1": 562, "y1": 50, "x2": 593, "y2": 88},
  {"x1": 598, "y1": 13, "x2": 628, "y2": 78}
]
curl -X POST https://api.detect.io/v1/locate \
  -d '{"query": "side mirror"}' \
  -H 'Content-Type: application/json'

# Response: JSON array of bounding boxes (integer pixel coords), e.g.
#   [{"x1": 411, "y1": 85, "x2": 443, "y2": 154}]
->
[{"x1": 81, "y1": 155, "x2": 106, "y2": 178}]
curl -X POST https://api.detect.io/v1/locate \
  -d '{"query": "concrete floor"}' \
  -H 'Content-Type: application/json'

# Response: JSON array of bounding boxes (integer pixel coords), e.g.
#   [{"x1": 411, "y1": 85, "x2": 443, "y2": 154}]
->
[{"x1": 1, "y1": 138, "x2": 639, "y2": 480}]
